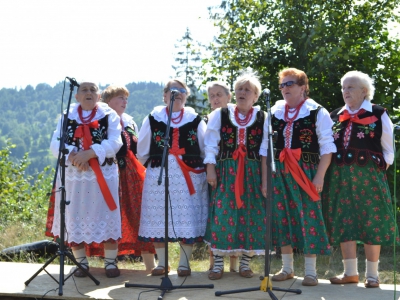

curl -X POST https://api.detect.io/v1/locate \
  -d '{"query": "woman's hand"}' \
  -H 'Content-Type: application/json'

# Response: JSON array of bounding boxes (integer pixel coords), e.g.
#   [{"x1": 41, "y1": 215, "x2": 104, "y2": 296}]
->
[
  {"x1": 69, "y1": 150, "x2": 96, "y2": 171},
  {"x1": 312, "y1": 175, "x2": 324, "y2": 193},
  {"x1": 206, "y1": 164, "x2": 217, "y2": 189}
]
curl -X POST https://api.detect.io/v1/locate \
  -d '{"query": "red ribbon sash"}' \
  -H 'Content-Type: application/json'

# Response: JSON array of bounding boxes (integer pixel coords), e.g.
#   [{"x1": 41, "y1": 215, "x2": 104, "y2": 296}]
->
[
  {"x1": 339, "y1": 110, "x2": 378, "y2": 125},
  {"x1": 232, "y1": 144, "x2": 247, "y2": 208},
  {"x1": 279, "y1": 148, "x2": 320, "y2": 201},
  {"x1": 169, "y1": 128, "x2": 205, "y2": 195},
  {"x1": 74, "y1": 121, "x2": 118, "y2": 211},
  {"x1": 127, "y1": 150, "x2": 146, "y2": 181}
]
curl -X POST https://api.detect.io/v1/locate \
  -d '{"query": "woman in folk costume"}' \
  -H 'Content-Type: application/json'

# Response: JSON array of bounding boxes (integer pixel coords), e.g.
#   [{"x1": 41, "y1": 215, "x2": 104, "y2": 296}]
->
[
  {"x1": 137, "y1": 79, "x2": 208, "y2": 277},
  {"x1": 84, "y1": 85, "x2": 156, "y2": 271},
  {"x1": 270, "y1": 68, "x2": 336, "y2": 286},
  {"x1": 50, "y1": 82, "x2": 123, "y2": 278},
  {"x1": 324, "y1": 71, "x2": 400, "y2": 288},
  {"x1": 204, "y1": 70, "x2": 269, "y2": 280}
]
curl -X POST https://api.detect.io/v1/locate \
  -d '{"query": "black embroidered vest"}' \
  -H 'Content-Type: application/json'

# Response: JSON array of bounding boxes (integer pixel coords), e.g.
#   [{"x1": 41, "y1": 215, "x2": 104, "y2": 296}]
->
[
  {"x1": 330, "y1": 105, "x2": 386, "y2": 169},
  {"x1": 117, "y1": 125, "x2": 138, "y2": 169},
  {"x1": 218, "y1": 108, "x2": 265, "y2": 161},
  {"x1": 272, "y1": 108, "x2": 320, "y2": 164},
  {"x1": 65, "y1": 115, "x2": 115, "y2": 166},
  {"x1": 147, "y1": 114, "x2": 204, "y2": 168}
]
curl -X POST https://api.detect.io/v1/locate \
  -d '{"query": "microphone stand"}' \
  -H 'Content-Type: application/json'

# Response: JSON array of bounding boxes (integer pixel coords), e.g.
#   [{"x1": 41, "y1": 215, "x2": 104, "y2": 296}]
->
[
  {"x1": 25, "y1": 78, "x2": 100, "y2": 296},
  {"x1": 215, "y1": 91, "x2": 302, "y2": 298},
  {"x1": 125, "y1": 92, "x2": 213, "y2": 299}
]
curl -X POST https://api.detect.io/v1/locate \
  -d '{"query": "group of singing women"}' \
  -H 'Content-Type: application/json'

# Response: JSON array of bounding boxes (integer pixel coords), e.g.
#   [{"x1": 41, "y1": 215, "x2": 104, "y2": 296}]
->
[{"x1": 47, "y1": 67, "x2": 399, "y2": 289}]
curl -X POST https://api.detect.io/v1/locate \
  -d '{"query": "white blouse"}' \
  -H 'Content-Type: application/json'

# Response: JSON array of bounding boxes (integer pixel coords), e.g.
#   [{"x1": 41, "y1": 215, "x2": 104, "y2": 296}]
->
[
  {"x1": 271, "y1": 98, "x2": 337, "y2": 156},
  {"x1": 336, "y1": 100, "x2": 394, "y2": 164},
  {"x1": 137, "y1": 105, "x2": 207, "y2": 165},
  {"x1": 204, "y1": 103, "x2": 269, "y2": 165}
]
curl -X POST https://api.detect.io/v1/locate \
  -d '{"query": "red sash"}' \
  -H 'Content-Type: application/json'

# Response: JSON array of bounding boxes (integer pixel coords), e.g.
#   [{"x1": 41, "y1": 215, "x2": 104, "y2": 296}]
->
[
  {"x1": 169, "y1": 128, "x2": 205, "y2": 195},
  {"x1": 74, "y1": 121, "x2": 117, "y2": 211},
  {"x1": 339, "y1": 110, "x2": 378, "y2": 125},
  {"x1": 279, "y1": 148, "x2": 320, "y2": 201},
  {"x1": 232, "y1": 144, "x2": 247, "y2": 208}
]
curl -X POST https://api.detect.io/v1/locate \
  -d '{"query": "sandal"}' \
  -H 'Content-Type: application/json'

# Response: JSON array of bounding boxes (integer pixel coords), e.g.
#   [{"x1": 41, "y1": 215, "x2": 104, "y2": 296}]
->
[
  {"x1": 302, "y1": 274, "x2": 318, "y2": 286},
  {"x1": 104, "y1": 258, "x2": 120, "y2": 278},
  {"x1": 271, "y1": 270, "x2": 294, "y2": 281},
  {"x1": 364, "y1": 277, "x2": 379, "y2": 288},
  {"x1": 74, "y1": 257, "x2": 89, "y2": 278},
  {"x1": 208, "y1": 265, "x2": 224, "y2": 280},
  {"x1": 239, "y1": 265, "x2": 254, "y2": 278},
  {"x1": 177, "y1": 265, "x2": 191, "y2": 277},
  {"x1": 151, "y1": 265, "x2": 170, "y2": 276}
]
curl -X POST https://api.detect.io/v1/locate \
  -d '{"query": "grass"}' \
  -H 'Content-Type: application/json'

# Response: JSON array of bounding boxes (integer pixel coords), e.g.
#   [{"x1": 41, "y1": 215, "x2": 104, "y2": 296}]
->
[{"x1": 1, "y1": 219, "x2": 399, "y2": 285}]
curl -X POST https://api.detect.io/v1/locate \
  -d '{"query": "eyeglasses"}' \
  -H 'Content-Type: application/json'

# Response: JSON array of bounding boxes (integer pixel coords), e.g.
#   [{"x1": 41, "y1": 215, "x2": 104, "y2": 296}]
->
[
  {"x1": 170, "y1": 88, "x2": 187, "y2": 94},
  {"x1": 279, "y1": 81, "x2": 297, "y2": 90}
]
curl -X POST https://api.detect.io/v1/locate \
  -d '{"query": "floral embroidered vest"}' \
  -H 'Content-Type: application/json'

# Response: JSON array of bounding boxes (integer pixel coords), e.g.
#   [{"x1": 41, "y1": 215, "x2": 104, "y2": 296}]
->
[
  {"x1": 272, "y1": 108, "x2": 320, "y2": 164},
  {"x1": 147, "y1": 114, "x2": 204, "y2": 168},
  {"x1": 330, "y1": 105, "x2": 386, "y2": 169},
  {"x1": 117, "y1": 125, "x2": 138, "y2": 169},
  {"x1": 65, "y1": 115, "x2": 115, "y2": 166},
  {"x1": 218, "y1": 108, "x2": 265, "y2": 161}
]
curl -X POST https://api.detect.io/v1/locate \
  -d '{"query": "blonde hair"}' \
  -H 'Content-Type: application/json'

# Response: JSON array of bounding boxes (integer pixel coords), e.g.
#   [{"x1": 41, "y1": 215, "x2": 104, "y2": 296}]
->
[
  {"x1": 163, "y1": 79, "x2": 190, "y2": 96},
  {"x1": 234, "y1": 69, "x2": 262, "y2": 98},
  {"x1": 101, "y1": 85, "x2": 129, "y2": 103}
]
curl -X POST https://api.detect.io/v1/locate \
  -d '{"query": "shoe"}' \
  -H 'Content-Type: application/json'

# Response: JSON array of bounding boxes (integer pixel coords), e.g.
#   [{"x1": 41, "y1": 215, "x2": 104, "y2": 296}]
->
[
  {"x1": 74, "y1": 266, "x2": 89, "y2": 278},
  {"x1": 105, "y1": 267, "x2": 120, "y2": 278},
  {"x1": 151, "y1": 266, "x2": 170, "y2": 276},
  {"x1": 330, "y1": 274, "x2": 359, "y2": 284},
  {"x1": 364, "y1": 277, "x2": 379, "y2": 288},
  {"x1": 239, "y1": 265, "x2": 254, "y2": 278},
  {"x1": 302, "y1": 275, "x2": 318, "y2": 286},
  {"x1": 208, "y1": 266, "x2": 224, "y2": 280},
  {"x1": 271, "y1": 270, "x2": 294, "y2": 281},
  {"x1": 177, "y1": 266, "x2": 191, "y2": 277}
]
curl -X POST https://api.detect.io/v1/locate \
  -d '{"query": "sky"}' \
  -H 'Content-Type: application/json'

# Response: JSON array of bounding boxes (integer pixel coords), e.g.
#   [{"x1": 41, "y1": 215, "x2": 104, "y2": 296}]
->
[{"x1": 0, "y1": 0, "x2": 220, "y2": 89}]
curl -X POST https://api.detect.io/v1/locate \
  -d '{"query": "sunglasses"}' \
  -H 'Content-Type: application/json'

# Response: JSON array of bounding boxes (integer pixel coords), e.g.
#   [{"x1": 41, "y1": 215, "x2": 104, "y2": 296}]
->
[
  {"x1": 170, "y1": 88, "x2": 187, "y2": 94},
  {"x1": 279, "y1": 81, "x2": 297, "y2": 90}
]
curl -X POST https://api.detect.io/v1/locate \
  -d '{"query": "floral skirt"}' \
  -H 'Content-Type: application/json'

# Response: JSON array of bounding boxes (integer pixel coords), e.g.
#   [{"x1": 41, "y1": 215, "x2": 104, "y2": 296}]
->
[
  {"x1": 271, "y1": 159, "x2": 331, "y2": 255},
  {"x1": 322, "y1": 160, "x2": 400, "y2": 246},
  {"x1": 204, "y1": 158, "x2": 267, "y2": 256}
]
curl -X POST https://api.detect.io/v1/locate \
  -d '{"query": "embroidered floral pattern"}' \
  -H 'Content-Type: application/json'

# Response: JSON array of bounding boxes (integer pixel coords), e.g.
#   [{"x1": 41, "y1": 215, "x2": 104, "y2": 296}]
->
[
  {"x1": 152, "y1": 129, "x2": 164, "y2": 148},
  {"x1": 299, "y1": 128, "x2": 313, "y2": 148},
  {"x1": 248, "y1": 127, "x2": 262, "y2": 149},
  {"x1": 187, "y1": 129, "x2": 198, "y2": 146},
  {"x1": 221, "y1": 125, "x2": 235, "y2": 148}
]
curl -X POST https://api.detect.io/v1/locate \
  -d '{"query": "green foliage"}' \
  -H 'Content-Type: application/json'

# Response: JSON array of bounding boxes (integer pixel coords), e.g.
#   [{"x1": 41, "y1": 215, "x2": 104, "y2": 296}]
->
[
  {"x1": 0, "y1": 140, "x2": 53, "y2": 230},
  {"x1": 204, "y1": 0, "x2": 400, "y2": 113}
]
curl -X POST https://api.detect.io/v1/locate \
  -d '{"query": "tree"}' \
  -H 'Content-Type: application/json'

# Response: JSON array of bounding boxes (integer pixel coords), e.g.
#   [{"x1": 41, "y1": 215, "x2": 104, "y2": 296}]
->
[
  {"x1": 204, "y1": 0, "x2": 400, "y2": 113},
  {"x1": 173, "y1": 27, "x2": 207, "y2": 114}
]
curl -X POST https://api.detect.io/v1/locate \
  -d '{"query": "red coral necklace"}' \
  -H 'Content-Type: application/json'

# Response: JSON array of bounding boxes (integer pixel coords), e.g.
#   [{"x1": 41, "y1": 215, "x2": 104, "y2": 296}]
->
[
  {"x1": 234, "y1": 107, "x2": 254, "y2": 126},
  {"x1": 166, "y1": 107, "x2": 184, "y2": 124},
  {"x1": 284, "y1": 99, "x2": 306, "y2": 123},
  {"x1": 78, "y1": 105, "x2": 98, "y2": 124}
]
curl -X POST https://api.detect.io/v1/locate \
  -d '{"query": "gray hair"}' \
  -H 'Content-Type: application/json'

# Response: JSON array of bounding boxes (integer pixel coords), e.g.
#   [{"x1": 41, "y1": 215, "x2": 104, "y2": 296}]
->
[
  {"x1": 234, "y1": 68, "x2": 262, "y2": 99},
  {"x1": 206, "y1": 81, "x2": 231, "y2": 97},
  {"x1": 341, "y1": 71, "x2": 375, "y2": 101}
]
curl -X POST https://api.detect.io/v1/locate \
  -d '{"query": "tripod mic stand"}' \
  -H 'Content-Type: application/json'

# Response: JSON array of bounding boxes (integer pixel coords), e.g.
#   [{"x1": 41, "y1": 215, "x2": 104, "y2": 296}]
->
[
  {"x1": 215, "y1": 89, "x2": 301, "y2": 299},
  {"x1": 125, "y1": 91, "x2": 214, "y2": 299},
  {"x1": 25, "y1": 78, "x2": 100, "y2": 296}
]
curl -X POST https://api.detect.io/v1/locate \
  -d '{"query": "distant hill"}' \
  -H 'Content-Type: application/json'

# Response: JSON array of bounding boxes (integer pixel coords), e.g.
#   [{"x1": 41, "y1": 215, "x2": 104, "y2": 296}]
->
[{"x1": 0, "y1": 81, "x2": 165, "y2": 175}]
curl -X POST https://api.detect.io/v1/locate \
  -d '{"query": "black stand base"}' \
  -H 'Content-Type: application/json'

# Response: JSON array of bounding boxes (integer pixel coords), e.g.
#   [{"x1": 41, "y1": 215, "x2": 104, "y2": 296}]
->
[
  {"x1": 24, "y1": 247, "x2": 100, "y2": 296},
  {"x1": 215, "y1": 276, "x2": 301, "y2": 299},
  {"x1": 125, "y1": 277, "x2": 214, "y2": 300}
]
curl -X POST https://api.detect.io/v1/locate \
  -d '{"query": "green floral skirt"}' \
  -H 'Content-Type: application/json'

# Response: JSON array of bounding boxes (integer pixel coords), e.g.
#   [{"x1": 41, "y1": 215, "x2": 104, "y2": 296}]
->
[
  {"x1": 271, "y1": 159, "x2": 331, "y2": 255},
  {"x1": 322, "y1": 160, "x2": 400, "y2": 246}
]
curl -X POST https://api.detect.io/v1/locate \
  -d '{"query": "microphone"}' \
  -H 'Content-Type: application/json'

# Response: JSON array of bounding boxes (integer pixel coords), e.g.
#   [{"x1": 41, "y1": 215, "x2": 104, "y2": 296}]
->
[
  {"x1": 66, "y1": 77, "x2": 80, "y2": 87},
  {"x1": 262, "y1": 88, "x2": 270, "y2": 96},
  {"x1": 170, "y1": 88, "x2": 181, "y2": 95}
]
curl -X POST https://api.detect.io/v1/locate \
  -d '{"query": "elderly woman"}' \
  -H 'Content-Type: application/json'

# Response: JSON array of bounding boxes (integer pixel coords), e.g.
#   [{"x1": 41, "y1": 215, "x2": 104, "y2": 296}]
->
[
  {"x1": 204, "y1": 70, "x2": 268, "y2": 280},
  {"x1": 50, "y1": 82, "x2": 123, "y2": 278},
  {"x1": 83, "y1": 85, "x2": 156, "y2": 271},
  {"x1": 205, "y1": 81, "x2": 239, "y2": 273},
  {"x1": 324, "y1": 71, "x2": 400, "y2": 288},
  {"x1": 137, "y1": 79, "x2": 208, "y2": 277},
  {"x1": 270, "y1": 68, "x2": 336, "y2": 286}
]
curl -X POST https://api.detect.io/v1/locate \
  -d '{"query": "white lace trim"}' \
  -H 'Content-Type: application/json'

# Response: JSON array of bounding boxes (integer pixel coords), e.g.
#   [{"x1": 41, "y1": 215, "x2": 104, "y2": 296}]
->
[
  {"x1": 65, "y1": 102, "x2": 113, "y2": 122},
  {"x1": 272, "y1": 98, "x2": 320, "y2": 120},
  {"x1": 150, "y1": 106, "x2": 198, "y2": 127}
]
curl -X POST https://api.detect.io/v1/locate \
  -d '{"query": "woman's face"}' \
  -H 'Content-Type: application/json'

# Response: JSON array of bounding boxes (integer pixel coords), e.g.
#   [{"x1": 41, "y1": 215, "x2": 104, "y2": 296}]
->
[
  {"x1": 208, "y1": 86, "x2": 231, "y2": 110},
  {"x1": 235, "y1": 81, "x2": 258, "y2": 113},
  {"x1": 342, "y1": 77, "x2": 366, "y2": 110},
  {"x1": 164, "y1": 81, "x2": 187, "y2": 112},
  {"x1": 280, "y1": 75, "x2": 305, "y2": 106},
  {"x1": 75, "y1": 82, "x2": 100, "y2": 110},
  {"x1": 108, "y1": 94, "x2": 128, "y2": 116}
]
